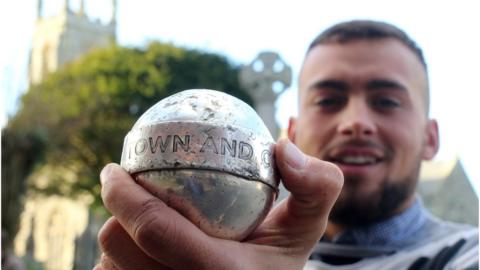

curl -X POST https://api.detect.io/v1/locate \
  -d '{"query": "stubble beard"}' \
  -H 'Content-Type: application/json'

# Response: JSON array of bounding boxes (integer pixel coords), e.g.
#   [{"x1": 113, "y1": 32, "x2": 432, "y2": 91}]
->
[{"x1": 329, "y1": 162, "x2": 421, "y2": 226}]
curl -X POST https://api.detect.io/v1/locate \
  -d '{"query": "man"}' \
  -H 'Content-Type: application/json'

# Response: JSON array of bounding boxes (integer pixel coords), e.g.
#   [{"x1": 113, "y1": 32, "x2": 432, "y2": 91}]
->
[
  {"x1": 95, "y1": 20, "x2": 478, "y2": 269},
  {"x1": 290, "y1": 20, "x2": 478, "y2": 269}
]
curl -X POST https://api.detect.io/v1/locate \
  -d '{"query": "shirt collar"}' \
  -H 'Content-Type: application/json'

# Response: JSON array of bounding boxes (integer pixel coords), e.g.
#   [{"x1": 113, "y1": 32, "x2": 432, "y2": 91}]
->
[{"x1": 330, "y1": 197, "x2": 426, "y2": 247}]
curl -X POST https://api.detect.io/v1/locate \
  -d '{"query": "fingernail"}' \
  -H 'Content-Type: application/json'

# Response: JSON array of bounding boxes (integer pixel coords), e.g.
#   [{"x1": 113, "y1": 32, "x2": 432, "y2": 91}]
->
[
  {"x1": 100, "y1": 164, "x2": 113, "y2": 186},
  {"x1": 284, "y1": 140, "x2": 307, "y2": 169}
]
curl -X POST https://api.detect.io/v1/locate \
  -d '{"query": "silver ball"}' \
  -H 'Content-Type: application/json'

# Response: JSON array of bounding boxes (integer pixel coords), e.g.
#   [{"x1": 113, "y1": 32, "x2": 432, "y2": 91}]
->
[{"x1": 121, "y1": 89, "x2": 279, "y2": 240}]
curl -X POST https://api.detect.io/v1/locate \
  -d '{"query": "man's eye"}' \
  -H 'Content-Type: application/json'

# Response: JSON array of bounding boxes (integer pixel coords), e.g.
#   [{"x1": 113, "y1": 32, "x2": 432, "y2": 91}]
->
[
  {"x1": 314, "y1": 97, "x2": 345, "y2": 107},
  {"x1": 372, "y1": 98, "x2": 400, "y2": 108}
]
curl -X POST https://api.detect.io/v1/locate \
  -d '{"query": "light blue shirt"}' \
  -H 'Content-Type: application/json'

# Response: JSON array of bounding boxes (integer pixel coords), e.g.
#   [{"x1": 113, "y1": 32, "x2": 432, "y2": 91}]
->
[
  {"x1": 330, "y1": 197, "x2": 426, "y2": 249},
  {"x1": 308, "y1": 196, "x2": 478, "y2": 269}
]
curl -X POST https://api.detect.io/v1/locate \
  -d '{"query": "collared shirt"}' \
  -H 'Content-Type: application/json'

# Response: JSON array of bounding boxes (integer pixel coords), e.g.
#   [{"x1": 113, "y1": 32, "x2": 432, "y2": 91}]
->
[
  {"x1": 330, "y1": 197, "x2": 426, "y2": 249},
  {"x1": 307, "y1": 196, "x2": 478, "y2": 269}
]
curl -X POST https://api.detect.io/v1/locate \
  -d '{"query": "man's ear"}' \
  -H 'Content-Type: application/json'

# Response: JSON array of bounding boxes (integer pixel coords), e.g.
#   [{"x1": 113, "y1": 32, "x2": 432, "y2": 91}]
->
[
  {"x1": 287, "y1": 117, "x2": 297, "y2": 142},
  {"x1": 422, "y1": 119, "x2": 439, "y2": 160}
]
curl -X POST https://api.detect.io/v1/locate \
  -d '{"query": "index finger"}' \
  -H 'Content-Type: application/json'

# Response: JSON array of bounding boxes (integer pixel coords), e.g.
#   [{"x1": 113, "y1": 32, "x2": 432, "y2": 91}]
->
[{"x1": 100, "y1": 163, "x2": 233, "y2": 269}]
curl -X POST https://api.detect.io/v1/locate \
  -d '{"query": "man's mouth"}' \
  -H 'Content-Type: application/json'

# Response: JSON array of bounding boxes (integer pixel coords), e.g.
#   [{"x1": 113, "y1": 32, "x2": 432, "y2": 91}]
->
[
  {"x1": 332, "y1": 154, "x2": 380, "y2": 165},
  {"x1": 327, "y1": 148, "x2": 385, "y2": 166}
]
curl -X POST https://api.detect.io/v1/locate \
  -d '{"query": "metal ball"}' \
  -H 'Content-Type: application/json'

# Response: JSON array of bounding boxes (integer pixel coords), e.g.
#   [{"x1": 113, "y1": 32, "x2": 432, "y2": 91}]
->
[{"x1": 120, "y1": 89, "x2": 279, "y2": 240}]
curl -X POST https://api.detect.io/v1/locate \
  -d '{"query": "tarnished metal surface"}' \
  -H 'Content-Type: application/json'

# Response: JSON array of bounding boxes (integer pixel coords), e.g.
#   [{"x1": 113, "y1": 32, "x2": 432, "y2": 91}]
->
[
  {"x1": 132, "y1": 89, "x2": 272, "y2": 135},
  {"x1": 136, "y1": 170, "x2": 275, "y2": 240},
  {"x1": 120, "y1": 89, "x2": 279, "y2": 240}
]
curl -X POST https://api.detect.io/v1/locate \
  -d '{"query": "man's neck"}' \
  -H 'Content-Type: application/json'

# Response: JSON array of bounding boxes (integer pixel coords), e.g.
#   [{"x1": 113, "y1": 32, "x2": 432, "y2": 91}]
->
[{"x1": 325, "y1": 195, "x2": 417, "y2": 241}]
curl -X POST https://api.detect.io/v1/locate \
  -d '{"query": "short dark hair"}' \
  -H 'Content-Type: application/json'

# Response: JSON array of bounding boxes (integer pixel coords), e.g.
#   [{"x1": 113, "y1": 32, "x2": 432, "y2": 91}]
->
[{"x1": 308, "y1": 20, "x2": 427, "y2": 70}]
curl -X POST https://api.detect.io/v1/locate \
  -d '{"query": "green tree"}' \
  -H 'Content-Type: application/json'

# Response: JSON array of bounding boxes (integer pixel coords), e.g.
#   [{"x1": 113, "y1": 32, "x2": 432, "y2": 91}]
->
[{"x1": 2, "y1": 42, "x2": 252, "y2": 241}]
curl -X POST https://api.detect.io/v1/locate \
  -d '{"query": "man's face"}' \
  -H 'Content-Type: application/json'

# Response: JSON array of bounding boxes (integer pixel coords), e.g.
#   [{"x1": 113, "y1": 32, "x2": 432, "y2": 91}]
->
[{"x1": 289, "y1": 39, "x2": 439, "y2": 225}]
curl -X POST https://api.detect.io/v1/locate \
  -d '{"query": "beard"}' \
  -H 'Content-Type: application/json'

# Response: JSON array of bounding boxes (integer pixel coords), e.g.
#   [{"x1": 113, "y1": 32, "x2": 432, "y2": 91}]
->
[
  {"x1": 329, "y1": 168, "x2": 419, "y2": 226},
  {"x1": 315, "y1": 136, "x2": 426, "y2": 226}
]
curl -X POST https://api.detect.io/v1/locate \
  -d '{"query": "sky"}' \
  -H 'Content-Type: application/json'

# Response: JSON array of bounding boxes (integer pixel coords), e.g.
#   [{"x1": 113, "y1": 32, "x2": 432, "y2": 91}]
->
[{"x1": 1, "y1": 0, "x2": 479, "y2": 193}]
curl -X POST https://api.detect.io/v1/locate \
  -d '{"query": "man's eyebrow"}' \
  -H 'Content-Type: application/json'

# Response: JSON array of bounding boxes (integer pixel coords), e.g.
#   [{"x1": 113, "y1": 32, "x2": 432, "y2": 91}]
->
[
  {"x1": 366, "y1": 79, "x2": 407, "y2": 91},
  {"x1": 308, "y1": 80, "x2": 348, "y2": 92}
]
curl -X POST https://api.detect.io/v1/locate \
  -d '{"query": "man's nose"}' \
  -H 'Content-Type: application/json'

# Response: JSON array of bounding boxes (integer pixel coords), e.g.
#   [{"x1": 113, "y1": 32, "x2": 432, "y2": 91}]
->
[{"x1": 337, "y1": 100, "x2": 376, "y2": 137}]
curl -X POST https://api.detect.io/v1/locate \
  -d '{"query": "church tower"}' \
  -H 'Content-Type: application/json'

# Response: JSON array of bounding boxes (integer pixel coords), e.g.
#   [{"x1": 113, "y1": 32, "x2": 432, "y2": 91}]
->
[{"x1": 29, "y1": 0, "x2": 117, "y2": 84}]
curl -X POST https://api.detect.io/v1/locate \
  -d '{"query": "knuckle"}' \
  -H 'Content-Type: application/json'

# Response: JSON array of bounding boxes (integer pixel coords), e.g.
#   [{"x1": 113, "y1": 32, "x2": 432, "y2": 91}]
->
[
  {"x1": 98, "y1": 220, "x2": 117, "y2": 253},
  {"x1": 100, "y1": 253, "x2": 118, "y2": 270},
  {"x1": 132, "y1": 198, "x2": 174, "y2": 249},
  {"x1": 97, "y1": 227, "x2": 110, "y2": 251}
]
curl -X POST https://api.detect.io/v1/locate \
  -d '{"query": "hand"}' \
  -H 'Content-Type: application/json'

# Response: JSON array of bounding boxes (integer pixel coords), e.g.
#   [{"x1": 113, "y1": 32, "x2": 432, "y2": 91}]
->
[{"x1": 94, "y1": 139, "x2": 343, "y2": 270}]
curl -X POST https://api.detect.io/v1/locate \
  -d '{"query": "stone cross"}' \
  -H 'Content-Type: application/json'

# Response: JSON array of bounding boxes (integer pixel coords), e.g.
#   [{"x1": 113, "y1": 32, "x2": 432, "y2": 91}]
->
[{"x1": 240, "y1": 52, "x2": 292, "y2": 139}]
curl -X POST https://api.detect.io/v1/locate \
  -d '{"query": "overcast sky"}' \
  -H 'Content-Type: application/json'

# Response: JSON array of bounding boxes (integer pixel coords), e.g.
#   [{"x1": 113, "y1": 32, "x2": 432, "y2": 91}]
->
[{"x1": 1, "y1": 0, "x2": 479, "y2": 193}]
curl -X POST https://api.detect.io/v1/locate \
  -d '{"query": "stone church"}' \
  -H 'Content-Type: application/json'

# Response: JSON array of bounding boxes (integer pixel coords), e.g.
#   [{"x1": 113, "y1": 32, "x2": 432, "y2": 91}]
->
[{"x1": 29, "y1": 0, "x2": 116, "y2": 84}]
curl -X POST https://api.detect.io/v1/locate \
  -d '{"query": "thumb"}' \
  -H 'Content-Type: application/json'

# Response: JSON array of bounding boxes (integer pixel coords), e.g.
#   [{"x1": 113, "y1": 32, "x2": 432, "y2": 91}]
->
[
  {"x1": 256, "y1": 139, "x2": 343, "y2": 245},
  {"x1": 279, "y1": 139, "x2": 343, "y2": 219}
]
